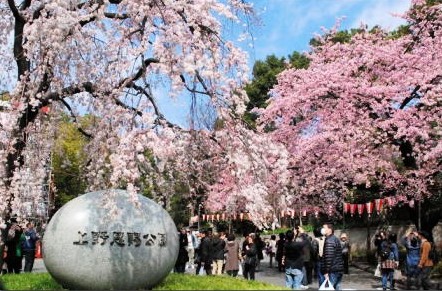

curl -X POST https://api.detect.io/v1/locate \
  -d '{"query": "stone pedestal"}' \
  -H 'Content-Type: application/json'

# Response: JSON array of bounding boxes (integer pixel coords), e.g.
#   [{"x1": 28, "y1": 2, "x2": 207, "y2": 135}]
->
[{"x1": 43, "y1": 189, "x2": 178, "y2": 290}]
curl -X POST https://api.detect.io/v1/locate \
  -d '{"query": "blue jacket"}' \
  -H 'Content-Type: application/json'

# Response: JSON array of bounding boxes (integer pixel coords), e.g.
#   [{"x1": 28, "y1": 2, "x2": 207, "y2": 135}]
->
[
  {"x1": 402, "y1": 237, "x2": 420, "y2": 267},
  {"x1": 22, "y1": 229, "x2": 38, "y2": 250}
]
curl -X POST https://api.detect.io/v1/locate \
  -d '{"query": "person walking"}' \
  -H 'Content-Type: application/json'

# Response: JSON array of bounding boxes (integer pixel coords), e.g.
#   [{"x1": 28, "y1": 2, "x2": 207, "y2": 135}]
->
[
  {"x1": 276, "y1": 233, "x2": 286, "y2": 272},
  {"x1": 417, "y1": 231, "x2": 434, "y2": 290},
  {"x1": 283, "y1": 229, "x2": 308, "y2": 290},
  {"x1": 254, "y1": 233, "x2": 265, "y2": 272},
  {"x1": 297, "y1": 228, "x2": 313, "y2": 288},
  {"x1": 312, "y1": 227, "x2": 325, "y2": 287},
  {"x1": 174, "y1": 228, "x2": 189, "y2": 273},
  {"x1": 379, "y1": 233, "x2": 399, "y2": 291},
  {"x1": 200, "y1": 230, "x2": 213, "y2": 275},
  {"x1": 321, "y1": 223, "x2": 344, "y2": 290},
  {"x1": 242, "y1": 235, "x2": 257, "y2": 280},
  {"x1": 401, "y1": 230, "x2": 420, "y2": 289},
  {"x1": 268, "y1": 234, "x2": 277, "y2": 268},
  {"x1": 211, "y1": 233, "x2": 226, "y2": 275},
  {"x1": 186, "y1": 229, "x2": 197, "y2": 270},
  {"x1": 224, "y1": 233, "x2": 240, "y2": 277},
  {"x1": 22, "y1": 222, "x2": 39, "y2": 273},
  {"x1": 340, "y1": 233, "x2": 350, "y2": 275},
  {"x1": 4, "y1": 218, "x2": 23, "y2": 274}
]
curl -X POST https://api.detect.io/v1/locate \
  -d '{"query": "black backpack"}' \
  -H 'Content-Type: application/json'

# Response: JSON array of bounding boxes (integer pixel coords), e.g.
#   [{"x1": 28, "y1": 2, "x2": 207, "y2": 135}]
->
[{"x1": 380, "y1": 244, "x2": 391, "y2": 261}]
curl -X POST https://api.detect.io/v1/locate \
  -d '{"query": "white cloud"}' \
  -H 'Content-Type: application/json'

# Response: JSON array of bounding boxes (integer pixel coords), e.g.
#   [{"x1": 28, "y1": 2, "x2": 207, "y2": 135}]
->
[{"x1": 349, "y1": 0, "x2": 411, "y2": 30}]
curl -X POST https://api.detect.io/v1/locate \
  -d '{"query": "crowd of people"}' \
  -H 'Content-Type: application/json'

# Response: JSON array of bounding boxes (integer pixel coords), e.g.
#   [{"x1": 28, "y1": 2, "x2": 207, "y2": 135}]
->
[
  {"x1": 173, "y1": 223, "x2": 351, "y2": 290},
  {"x1": 0, "y1": 218, "x2": 40, "y2": 275},
  {"x1": 374, "y1": 229, "x2": 437, "y2": 290}
]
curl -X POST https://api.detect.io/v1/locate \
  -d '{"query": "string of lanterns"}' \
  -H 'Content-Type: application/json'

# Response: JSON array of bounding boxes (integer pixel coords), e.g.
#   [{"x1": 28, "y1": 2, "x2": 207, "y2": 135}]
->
[
  {"x1": 343, "y1": 196, "x2": 413, "y2": 217},
  {"x1": 197, "y1": 196, "x2": 410, "y2": 222}
]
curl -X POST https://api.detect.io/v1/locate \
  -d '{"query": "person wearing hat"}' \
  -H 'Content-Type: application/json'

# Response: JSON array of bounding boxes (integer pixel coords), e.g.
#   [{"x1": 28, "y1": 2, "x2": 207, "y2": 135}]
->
[
  {"x1": 417, "y1": 231, "x2": 434, "y2": 290},
  {"x1": 340, "y1": 233, "x2": 350, "y2": 275}
]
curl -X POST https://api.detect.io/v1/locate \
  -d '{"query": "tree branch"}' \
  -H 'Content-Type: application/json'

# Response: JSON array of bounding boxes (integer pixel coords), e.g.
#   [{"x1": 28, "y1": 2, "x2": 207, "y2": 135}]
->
[
  {"x1": 399, "y1": 85, "x2": 421, "y2": 109},
  {"x1": 59, "y1": 99, "x2": 94, "y2": 139}
]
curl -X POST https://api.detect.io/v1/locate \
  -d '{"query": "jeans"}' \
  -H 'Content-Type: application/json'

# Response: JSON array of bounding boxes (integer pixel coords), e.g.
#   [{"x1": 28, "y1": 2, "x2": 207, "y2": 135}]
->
[
  {"x1": 23, "y1": 249, "x2": 36, "y2": 273},
  {"x1": 315, "y1": 261, "x2": 325, "y2": 287},
  {"x1": 329, "y1": 272, "x2": 343, "y2": 290},
  {"x1": 381, "y1": 269, "x2": 394, "y2": 290},
  {"x1": 285, "y1": 267, "x2": 303, "y2": 290}
]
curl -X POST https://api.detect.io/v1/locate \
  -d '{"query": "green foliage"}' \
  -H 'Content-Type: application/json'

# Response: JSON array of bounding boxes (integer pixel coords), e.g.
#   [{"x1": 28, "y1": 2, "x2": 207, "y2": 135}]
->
[
  {"x1": 52, "y1": 114, "x2": 92, "y2": 210},
  {"x1": 2, "y1": 272, "x2": 286, "y2": 290},
  {"x1": 388, "y1": 25, "x2": 411, "y2": 40},
  {"x1": 244, "y1": 52, "x2": 310, "y2": 127}
]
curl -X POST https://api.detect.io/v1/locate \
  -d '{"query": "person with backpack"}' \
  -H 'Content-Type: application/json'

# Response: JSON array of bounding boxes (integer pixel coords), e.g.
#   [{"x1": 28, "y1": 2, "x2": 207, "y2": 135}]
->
[
  {"x1": 401, "y1": 230, "x2": 421, "y2": 289},
  {"x1": 417, "y1": 231, "x2": 434, "y2": 290},
  {"x1": 380, "y1": 233, "x2": 399, "y2": 291}
]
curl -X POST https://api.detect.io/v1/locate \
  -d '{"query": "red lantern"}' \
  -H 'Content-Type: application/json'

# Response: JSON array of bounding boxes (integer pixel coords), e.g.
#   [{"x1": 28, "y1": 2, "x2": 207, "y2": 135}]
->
[
  {"x1": 343, "y1": 202, "x2": 350, "y2": 214},
  {"x1": 366, "y1": 202, "x2": 374, "y2": 217},
  {"x1": 374, "y1": 198, "x2": 383, "y2": 214},
  {"x1": 357, "y1": 204, "x2": 365, "y2": 216},
  {"x1": 350, "y1": 204, "x2": 357, "y2": 217}
]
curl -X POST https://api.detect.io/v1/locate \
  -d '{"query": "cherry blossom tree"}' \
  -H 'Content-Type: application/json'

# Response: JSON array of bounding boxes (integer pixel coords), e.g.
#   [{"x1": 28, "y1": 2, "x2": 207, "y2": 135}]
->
[
  {"x1": 0, "y1": 0, "x2": 256, "y2": 221},
  {"x1": 259, "y1": 0, "x2": 442, "y2": 219}
]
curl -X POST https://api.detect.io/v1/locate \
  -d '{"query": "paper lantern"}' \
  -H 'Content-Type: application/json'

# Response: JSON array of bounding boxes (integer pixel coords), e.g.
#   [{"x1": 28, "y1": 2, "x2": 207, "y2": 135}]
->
[
  {"x1": 374, "y1": 198, "x2": 383, "y2": 214},
  {"x1": 302, "y1": 209, "x2": 307, "y2": 217},
  {"x1": 349, "y1": 204, "x2": 357, "y2": 217},
  {"x1": 343, "y1": 202, "x2": 350, "y2": 214},
  {"x1": 366, "y1": 202, "x2": 374, "y2": 217},
  {"x1": 216, "y1": 213, "x2": 220, "y2": 221},
  {"x1": 240, "y1": 213, "x2": 244, "y2": 221},
  {"x1": 357, "y1": 204, "x2": 365, "y2": 216},
  {"x1": 221, "y1": 213, "x2": 226, "y2": 220},
  {"x1": 280, "y1": 210, "x2": 285, "y2": 217},
  {"x1": 409, "y1": 200, "x2": 415, "y2": 208}
]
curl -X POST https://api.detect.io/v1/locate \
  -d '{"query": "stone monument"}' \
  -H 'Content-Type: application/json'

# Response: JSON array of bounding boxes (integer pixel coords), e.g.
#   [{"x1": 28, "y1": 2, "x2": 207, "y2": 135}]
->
[{"x1": 42, "y1": 189, "x2": 179, "y2": 290}]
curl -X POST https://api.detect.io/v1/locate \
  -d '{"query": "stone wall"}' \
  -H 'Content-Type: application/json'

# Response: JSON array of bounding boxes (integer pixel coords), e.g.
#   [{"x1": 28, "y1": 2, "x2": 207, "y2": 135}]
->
[{"x1": 332, "y1": 222, "x2": 442, "y2": 253}]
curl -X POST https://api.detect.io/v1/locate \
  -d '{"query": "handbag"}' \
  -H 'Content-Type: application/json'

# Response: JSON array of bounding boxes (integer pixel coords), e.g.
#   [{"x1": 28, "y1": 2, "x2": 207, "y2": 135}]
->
[
  {"x1": 393, "y1": 269, "x2": 403, "y2": 280},
  {"x1": 381, "y1": 259, "x2": 396, "y2": 269},
  {"x1": 374, "y1": 263, "x2": 381, "y2": 277},
  {"x1": 319, "y1": 278, "x2": 335, "y2": 290}
]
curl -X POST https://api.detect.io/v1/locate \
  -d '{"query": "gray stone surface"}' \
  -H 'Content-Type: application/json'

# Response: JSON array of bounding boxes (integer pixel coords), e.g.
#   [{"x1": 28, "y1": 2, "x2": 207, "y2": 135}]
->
[{"x1": 42, "y1": 189, "x2": 178, "y2": 290}]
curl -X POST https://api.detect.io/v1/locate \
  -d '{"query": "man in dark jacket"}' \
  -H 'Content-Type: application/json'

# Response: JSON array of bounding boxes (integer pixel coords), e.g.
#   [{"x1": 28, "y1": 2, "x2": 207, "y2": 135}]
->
[
  {"x1": 22, "y1": 222, "x2": 39, "y2": 273},
  {"x1": 200, "y1": 230, "x2": 213, "y2": 275},
  {"x1": 321, "y1": 223, "x2": 344, "y2": 290}
]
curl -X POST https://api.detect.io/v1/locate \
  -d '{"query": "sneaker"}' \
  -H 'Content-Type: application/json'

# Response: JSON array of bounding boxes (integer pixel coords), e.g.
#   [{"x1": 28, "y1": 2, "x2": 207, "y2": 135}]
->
[{"x1": 300, "y1": 285, "x2": 309, "y2": 290}]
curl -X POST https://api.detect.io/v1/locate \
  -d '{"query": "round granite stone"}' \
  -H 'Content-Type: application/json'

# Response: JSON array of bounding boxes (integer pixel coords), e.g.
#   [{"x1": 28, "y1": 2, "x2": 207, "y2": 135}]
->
[{"x1": 42, "y1": 189, "x2": 179, "y2": 290}]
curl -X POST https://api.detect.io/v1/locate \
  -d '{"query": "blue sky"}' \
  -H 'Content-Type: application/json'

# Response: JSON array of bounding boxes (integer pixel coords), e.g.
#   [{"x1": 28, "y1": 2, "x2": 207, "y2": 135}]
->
[
  {"x1": 248, "y1": 0, "x2": 411, "y2": 61},
  {"x1": 160, "y1": 0, "x2": 412, "y2": 126}
]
